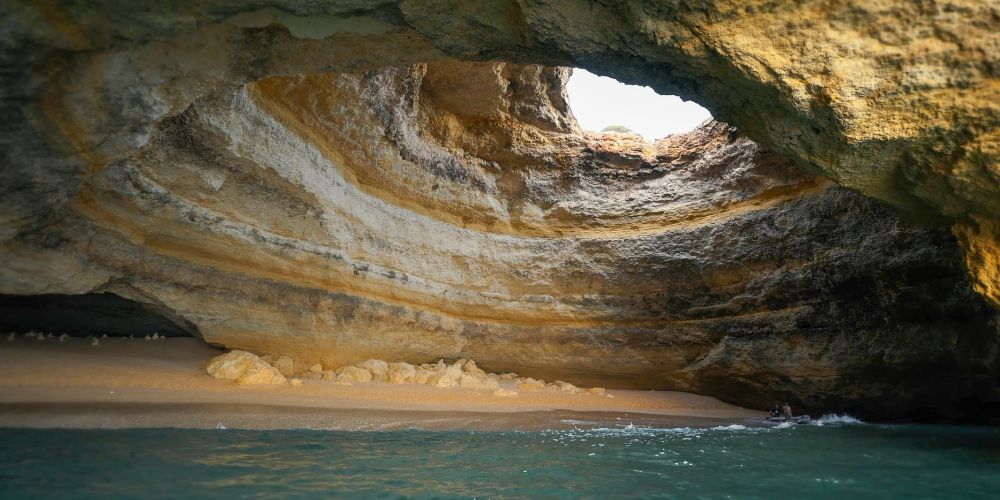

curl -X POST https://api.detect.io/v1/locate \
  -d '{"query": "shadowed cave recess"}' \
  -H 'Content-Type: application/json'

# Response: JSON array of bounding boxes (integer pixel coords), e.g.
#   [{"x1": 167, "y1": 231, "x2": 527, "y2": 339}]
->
[{"x1": 1, "y1": 2, "x2": 998, "y2": 423}]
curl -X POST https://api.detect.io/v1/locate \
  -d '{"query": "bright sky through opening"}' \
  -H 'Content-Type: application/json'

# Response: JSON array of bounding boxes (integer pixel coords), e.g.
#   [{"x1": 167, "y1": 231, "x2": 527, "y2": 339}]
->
[{"x1": 566, "y1": 69, "x2": 712, "y2": 140}]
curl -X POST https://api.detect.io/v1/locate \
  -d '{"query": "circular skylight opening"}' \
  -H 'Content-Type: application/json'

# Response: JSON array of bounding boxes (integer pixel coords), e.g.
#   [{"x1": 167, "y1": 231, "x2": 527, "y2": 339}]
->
[{"x1": 566, "y1": 69, "x2": 712, "y2": 140}]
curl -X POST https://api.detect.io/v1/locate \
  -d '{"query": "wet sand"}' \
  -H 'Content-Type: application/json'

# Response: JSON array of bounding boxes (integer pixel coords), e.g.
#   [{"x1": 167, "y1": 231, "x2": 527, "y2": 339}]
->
[{"x1": 0, "y1": 337, "x2": 760, "y2": 430}]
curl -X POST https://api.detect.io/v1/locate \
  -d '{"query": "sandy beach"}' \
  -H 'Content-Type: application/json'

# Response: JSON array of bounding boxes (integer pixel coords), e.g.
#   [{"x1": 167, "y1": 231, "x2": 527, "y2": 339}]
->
[{"x1": 0, "y1": 337, "x2": 759, "y2": 430}]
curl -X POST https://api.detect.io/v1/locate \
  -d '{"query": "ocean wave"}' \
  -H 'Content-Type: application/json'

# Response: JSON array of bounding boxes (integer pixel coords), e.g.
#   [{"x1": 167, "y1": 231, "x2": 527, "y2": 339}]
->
[{"x1": 812, "y1": 414, "x2": 864, "y2": 426}]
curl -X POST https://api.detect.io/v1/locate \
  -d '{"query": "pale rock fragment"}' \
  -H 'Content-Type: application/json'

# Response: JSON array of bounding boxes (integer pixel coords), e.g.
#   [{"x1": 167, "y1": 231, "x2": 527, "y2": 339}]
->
[
  {"x1": 237, "y1": 360, "x2": 287, "y2": 385},
  {"x1": 260, "y1": 354, "x2": 275, "y2": 365},
  {"x1": 414, "y1": 367, "x2": 433, "y2": 385},
  {"x1": 207, "y1": 350, "x2": 262, "y2": 380},
  {"x1": 427, "y1": 360, "x2": 463, "y2": 388},
  {"x1": 290, "y1": 378, "x2": 302, "y2": 386},
  {"x1": 274, "y1": 355, "x2": 295, "y2": 378},
  {"x1": 387, "y1": 362, "x2": 416, "y2": 384},
  {"x1": 308, "y1": 363, "x2": 323, "y2": 374},
  {"x1": 518, "y1": 381, "x2": 545, "y2": 392},
  {"x1": 588, "y1": 387, "x2": 606, "y2": 395},
  {"x1": 357, "y1": 359, "x2": 389, "y2": 382},
  {"x1": 554, "y1": 380, "x2": 581, "y2": 394},
  {"x1": 337, "y1": 365, "x2": 372, "y2": 383},
  {"x1": 462, "y1": 359, "x2": 487, "y2": 377},
  {"x1": 494, "y1": 388, "x2": 518, "y2": 397},
  {"x1": 458, "y1": 373, "x2": 484, "y2": 389},
  {"x1": 90, "y1": 337, "x2": 99, "y2": 347}
]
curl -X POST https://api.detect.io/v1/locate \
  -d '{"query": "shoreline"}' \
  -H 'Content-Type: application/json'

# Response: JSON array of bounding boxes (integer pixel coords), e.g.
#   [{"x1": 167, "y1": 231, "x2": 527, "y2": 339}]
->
[
  {"x1": 0, "y1": 337, "x2": 760, "y2": 431},
  {"x1": 0, "y1": 402, "x2": 755, "y2": 431}
]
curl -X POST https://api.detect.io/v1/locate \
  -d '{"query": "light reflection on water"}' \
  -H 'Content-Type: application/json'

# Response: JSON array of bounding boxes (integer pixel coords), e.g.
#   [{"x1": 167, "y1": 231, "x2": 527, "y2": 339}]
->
[{"x1": 1, "y1": 423, "x2": 999, "y2": 498}]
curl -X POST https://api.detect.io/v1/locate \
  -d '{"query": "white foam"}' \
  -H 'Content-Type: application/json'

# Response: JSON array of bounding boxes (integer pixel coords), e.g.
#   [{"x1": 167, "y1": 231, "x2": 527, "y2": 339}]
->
[
  {"x1": 812, "y1": 414, "x2": 864, "y2": 426},
  {"x1": 711, "y1": 424, "x2": 747, "y2": 431}
]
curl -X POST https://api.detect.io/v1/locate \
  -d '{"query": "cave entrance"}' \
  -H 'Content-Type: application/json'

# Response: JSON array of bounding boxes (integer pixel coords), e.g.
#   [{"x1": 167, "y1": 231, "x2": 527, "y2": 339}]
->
[
  {"x1": 0, "y1": 293, "x2": 199, "y2": 338},
  {"x1": 566, "y1": 68, "x2": 712, "y2": 140}
]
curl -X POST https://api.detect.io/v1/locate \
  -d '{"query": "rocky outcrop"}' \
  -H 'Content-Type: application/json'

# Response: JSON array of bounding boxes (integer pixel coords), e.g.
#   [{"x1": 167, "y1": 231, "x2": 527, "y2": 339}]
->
[
  {"x1": 1, "y1": 3, "x2": 998, "y2": 421},
  {"x1": 207, "y1": 350, "x2": 287, "y2": 385}
]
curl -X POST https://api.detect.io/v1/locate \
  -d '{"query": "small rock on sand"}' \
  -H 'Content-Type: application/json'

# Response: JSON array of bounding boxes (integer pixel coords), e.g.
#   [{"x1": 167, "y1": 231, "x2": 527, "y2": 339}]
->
[
  {"x1": 308, "y1": 363, "x2": 323, "y2": 374},
  {"x1": 290, "y1": 378, "x2": 302, "y2": 386},
  {"x1": 494, "y1": 388, "x2": 518, "y2": 397}
]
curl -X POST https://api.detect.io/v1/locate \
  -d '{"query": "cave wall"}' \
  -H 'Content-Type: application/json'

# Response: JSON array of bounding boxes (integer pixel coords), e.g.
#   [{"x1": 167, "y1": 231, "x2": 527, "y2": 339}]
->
[
  {"x1": 3, "y1": 1, "x2": 997, "y2": 305},
  {"x1": 1, "y1": 2, "x2": 998, "y2": 420}
]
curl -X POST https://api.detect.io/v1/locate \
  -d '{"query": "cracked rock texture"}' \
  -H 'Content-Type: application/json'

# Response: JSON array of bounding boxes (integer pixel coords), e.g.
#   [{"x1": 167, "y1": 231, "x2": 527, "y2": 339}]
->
[{"x1": 1, "y1": 2, "x2": 998, "y2": 420}]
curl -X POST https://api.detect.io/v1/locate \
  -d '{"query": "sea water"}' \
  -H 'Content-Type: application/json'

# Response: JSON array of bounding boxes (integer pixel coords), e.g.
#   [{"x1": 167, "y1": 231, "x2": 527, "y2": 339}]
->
[{"x1": 1, "y1": 417, "x2": 998, "y2": 498}]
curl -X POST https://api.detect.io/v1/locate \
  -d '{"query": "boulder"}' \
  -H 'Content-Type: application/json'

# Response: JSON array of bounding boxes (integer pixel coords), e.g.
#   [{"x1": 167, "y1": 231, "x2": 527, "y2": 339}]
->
[
  {"x1": 336, "y1": 365, "x2": 372, "y2": 383},
  {"x1": 236, "y1": 359, "x2": 287, "y2": 385},
  {"x1": 458, "y1": 373, "x2": 484, "y2": 389},
  {"x1": 206, "y1": 350, "x2": 259, "y2": 380},
  {"x1": 462, "y1": 359, "x2": 487, "y2": 377},
  {"x1": 387, "y1": 362, "x2": 416, "y2": 384},
  {"x1": 356, "y1": 359, "x2": 389, "y2": 382},
  {"x1": 274, "y1": 355, "x2": 295, "y2": 378}
]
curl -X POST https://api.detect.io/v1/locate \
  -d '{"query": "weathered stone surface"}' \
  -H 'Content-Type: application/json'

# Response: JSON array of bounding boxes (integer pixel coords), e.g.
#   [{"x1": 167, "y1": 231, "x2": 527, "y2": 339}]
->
[
  {"x1": 336, "y1": 366, "x2": 373, "y2": 384},
  {"x1": 236, "y1": 360, "x2": 287, "y2": 386},
  {"x1": 206, "y1": 350, "x2": 286, "y2": 385},
  {"x1": 206, "y1": 351, "x2": 259, "y2": 381},
  {"x1": 0, "y1": 2, "x2": 997, "y2": 421},
  {"x1": 357, "y1": 359, "x2": 390, "y2": 382},
  {"x1": 387, "y1": 362, "x2": 417, "y2": 384},
  {"x1": 274, "y1": 355, "x2": 294, "y2": 378}
]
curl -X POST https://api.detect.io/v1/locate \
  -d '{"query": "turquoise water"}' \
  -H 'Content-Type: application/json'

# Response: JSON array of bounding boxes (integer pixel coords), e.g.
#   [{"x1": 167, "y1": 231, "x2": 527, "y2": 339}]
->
[{"x1": 1, "y1": 420, "x2": 999, "y2": 498}]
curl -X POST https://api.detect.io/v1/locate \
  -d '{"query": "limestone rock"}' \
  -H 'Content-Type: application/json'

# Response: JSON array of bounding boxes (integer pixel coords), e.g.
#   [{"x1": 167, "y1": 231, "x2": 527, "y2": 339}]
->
[
  {"x1": 274, "y1": 356, "x2": 295, "y2": 378},
  {"x1": 427, "y1": 361, "x2": 463, "y2": 388},
  {"x1": 237, "y1": 361, "x2": 287, "y2": 386},
  {"x1": 1, "y1": 3, "x2": 998, "y2": 421},
  {"x1": 336, "y1": 366, "x2": 372, "y2": 383},
  {"x1": 462, "y1": 360, "x2": 487, "y2": 378},
  {"x1": 387, "y1": 362, "x2": 416, "y2": 384},
  {"x1": 356, "y1": 359, "x2": 389, "y2": 382},
  {"x1": 206, "y1": 351, "x2": 259, "y2": 380},
  {"x1": 206, "y1": 350, "x2": 287, "y2": 385},
  {"x1": 494, "y1": 388, "x2": 517, "y2": 397},
  {"x1": 518, "y1": 381, "x2": 545, "y2": 392}
]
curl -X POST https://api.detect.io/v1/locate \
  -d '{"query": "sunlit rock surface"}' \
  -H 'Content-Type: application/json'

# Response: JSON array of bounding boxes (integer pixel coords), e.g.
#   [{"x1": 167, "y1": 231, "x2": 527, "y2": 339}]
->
[{"x1": 1, "y1": 2, "x2": 998, "y2": 420}]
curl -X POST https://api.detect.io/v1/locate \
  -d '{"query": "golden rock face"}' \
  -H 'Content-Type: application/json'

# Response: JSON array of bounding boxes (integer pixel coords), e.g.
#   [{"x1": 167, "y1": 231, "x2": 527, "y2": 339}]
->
[{"x1": 0, "y1": 2, "x2": 997, "y2": 419}]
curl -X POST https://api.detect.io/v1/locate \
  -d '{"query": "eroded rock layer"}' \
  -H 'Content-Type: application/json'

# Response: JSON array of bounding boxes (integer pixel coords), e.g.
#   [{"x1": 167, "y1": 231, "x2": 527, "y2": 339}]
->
[
  {"x1": 3, "y1": 1, "x2": 997, "y2": 307},
  {"x1": 1, "y1": 57, "x2": 996, "y2": 420}
]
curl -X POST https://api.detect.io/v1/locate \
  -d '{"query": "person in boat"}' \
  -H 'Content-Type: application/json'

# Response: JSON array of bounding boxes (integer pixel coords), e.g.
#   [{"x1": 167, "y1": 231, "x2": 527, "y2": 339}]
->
[
  {"x1": 768, "y1": 403, "x2": 781, "y2": 418},
  {"x1": 781, "y1": 402, "x2": 793, "y2": 419}
]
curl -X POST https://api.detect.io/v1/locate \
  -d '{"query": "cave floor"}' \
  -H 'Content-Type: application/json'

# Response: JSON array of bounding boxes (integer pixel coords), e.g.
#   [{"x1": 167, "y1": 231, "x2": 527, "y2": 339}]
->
[{"x1": 0, "y1": 337, "x2": 758, "y2": 430}]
